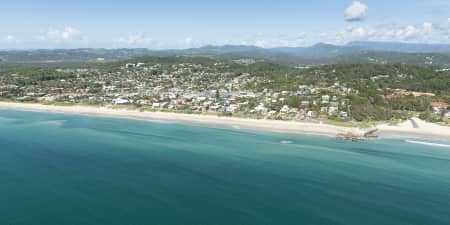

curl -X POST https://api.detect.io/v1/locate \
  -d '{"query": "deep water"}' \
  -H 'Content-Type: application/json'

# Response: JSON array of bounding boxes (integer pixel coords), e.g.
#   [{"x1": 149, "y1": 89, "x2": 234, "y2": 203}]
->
[{"x1": 1, "y1": 110, "x2": 450, "y2": 225}]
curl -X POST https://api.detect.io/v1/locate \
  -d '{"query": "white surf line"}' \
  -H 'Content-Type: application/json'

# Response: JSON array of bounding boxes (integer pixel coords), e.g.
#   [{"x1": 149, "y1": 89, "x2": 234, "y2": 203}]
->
[{"x1": 406, "y1": 140, "x2": 450, "y2": 148}]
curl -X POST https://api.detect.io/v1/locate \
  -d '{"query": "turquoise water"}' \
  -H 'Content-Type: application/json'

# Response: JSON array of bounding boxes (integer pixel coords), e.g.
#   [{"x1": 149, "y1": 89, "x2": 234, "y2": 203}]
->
[{"x1": 1, "y1": 110, "x2": 450, "y2": 225}]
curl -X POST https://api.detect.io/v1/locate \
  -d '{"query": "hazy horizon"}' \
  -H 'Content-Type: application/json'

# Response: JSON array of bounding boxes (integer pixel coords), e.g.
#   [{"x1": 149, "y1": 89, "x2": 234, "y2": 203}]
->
[{"x1": 2, "y1": 40, "x2": 450, "y2": 51}]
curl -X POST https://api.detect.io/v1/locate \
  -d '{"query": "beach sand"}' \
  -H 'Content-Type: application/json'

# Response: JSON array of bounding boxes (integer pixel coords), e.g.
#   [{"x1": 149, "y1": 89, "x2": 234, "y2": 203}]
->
[
  {"x1": 1, "y1": 102, "x2": 450, "y2": 140},
  {"x1": 377, "y1": 118, "x2": 450, "y2": 140}
]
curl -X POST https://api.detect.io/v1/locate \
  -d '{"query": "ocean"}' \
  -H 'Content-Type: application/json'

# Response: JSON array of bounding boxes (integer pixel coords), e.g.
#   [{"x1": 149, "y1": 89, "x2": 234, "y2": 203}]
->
[{"x1": 1, "y1": 109, "x2": 449, "y2": 225}]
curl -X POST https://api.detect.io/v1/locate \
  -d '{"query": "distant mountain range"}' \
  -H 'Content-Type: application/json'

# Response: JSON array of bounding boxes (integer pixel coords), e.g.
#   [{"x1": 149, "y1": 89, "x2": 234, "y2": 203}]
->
[{"x1": 1, "y1": 41, "x2": 450, "y2": 66}]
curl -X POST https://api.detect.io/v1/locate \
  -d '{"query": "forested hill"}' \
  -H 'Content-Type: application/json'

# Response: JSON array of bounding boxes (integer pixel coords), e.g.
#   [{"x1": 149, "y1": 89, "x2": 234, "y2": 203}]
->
[{"x1": 1, "y1": 41, "x2": 450, "y2": 67}]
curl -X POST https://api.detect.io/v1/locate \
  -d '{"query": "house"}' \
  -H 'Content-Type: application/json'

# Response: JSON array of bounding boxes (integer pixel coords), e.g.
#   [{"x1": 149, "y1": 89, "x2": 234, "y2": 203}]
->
[
  {"x1": 328, "y1": 106, "x2": 339, "y2": 115},
  {"x1": 444, "y1": 110, "x2": 450, "y2": 118},
  {"x1": 280, "y1": 105, "x2": 290, "y2": 113},
  {"x1": 113, "y1": 98, "x2": 130, "y2": 105},
  {"x1": 126, "y1": 63, "x2": 136, "y2": 68},
  {"x1": 254, "y1": 104, "x2": 268, "y2": 115},
  {"x1": 288, "y1": 108, "x2": 298, "y2": 115},
  {"x1": 321, "y1": 95, "x2": 330, "y2": 104},
  {"x1": 226, "y1": 104, "x2": 239, "y2": 113},
  {"x1": 209, "y1": 105, "x2": 221, "y2": 112},
  {"x1": 297, "y1": 85, "x2": 310, "y2": 96},
  {"x1": 329, "y1": 102, "x2": 338, "y2": 109},
  {"x1": 339, "y1": 111, "x2": 349, "y2": 118},
  {"x1": 175, "y1": 104, "x2": 186, "y2": 110},
  {"x1": 300, "y1": 101, "x2": 310, "y2": 108},
  {"x1": 267, "y1": 110, "x2": 277, "y2": 117},
  {"x1": 307, "y1": 111, "x2": 318, "y2": 119},
  {"x1": 431, "y1": 102, "x2": 449, "y2": 114},
  {"x1": 151, "y1": 102, "x2": 160, "y2": 108},
  {"x1": 312, "y1": 99, "x2": 319, "y2": 106},
  {"x1": 238, "y1": 102, "x2": 249, "y2": 108},
  {"x1": 38, "y1": 94, "x2": 58, "y2": 102}
]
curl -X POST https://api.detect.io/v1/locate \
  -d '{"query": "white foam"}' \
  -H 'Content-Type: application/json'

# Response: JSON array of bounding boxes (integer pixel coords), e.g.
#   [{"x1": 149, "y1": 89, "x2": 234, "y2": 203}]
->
[
  {"x1": 406, "y1": 140, "x2": 450, "y2": 148},
  {"x1": 0, "y1": 116, "x2": 17, "y2": 122},
  {"x1": 280, "y1": 140, "x2": 293, "y2": 144},
  {"x1": 232, "y1": 125, "x2": 241, "y2": 130},
  {"x1": 37, "y1": 120, "x2": 66, "y2": 126}
]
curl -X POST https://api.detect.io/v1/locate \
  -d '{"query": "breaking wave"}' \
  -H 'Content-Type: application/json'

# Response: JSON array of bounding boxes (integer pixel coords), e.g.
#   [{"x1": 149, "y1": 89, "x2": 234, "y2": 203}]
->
[{"x1": 406, "y1": 140, "x2": 450, "y2": 148}]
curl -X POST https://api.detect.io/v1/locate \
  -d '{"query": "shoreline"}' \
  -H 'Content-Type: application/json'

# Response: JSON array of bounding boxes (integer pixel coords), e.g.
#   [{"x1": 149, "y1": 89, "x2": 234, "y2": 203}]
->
[{"x1": 1, "y1": 102, "x2": 450, "y2": 140}]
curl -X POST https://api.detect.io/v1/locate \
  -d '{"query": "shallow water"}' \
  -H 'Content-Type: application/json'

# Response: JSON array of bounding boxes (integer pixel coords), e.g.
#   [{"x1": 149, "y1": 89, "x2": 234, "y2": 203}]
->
[{"x1": 1, "y1": 110, "x2": 449, "y2": 225}]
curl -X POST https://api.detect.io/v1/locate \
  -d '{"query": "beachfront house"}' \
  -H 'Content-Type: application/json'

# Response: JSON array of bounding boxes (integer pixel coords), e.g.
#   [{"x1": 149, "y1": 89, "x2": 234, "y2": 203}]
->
[
  {"x1": 431, "y1": 102, "x2": 449, "y2": 114},
  {"x1": 113, "y1": 98, "x2": 130, "y2": 105},
  {"x1": 280, "y1": 105, "x2": 290, "y2": 113},
  {"x1": 307, "y1": 111, "x2": 318, "y2": 119},
  {"x1": 339, "y1": 111, "x2": 349, "y2": 119},
  {"x1": 226, "y1": 104, "x2": 239, "y2": 113},
  {"x1": 254, "y1": 104, "x2": 268, "y2": 115}
]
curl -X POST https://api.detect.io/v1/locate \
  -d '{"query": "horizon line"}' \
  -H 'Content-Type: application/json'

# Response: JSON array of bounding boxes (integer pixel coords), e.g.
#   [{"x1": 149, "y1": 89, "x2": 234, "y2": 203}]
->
[{"x1": 2, "y1": 40, "x2": 450, "y2": 51}]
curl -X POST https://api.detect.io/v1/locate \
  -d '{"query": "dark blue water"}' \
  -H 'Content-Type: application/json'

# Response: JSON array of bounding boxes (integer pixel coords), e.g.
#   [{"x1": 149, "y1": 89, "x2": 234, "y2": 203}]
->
[{"x1": 1, "y1": 110, "x2": 450, "y2": 225}]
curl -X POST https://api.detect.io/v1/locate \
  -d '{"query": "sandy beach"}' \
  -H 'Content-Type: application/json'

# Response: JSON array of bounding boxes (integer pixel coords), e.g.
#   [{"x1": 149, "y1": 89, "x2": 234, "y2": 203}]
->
[
  {"x1": 377, "y1": 118, "x2": 450, "y2": 140},
  {"x1": 1, "y1": 102, "x2": 450, "y2": 140}
]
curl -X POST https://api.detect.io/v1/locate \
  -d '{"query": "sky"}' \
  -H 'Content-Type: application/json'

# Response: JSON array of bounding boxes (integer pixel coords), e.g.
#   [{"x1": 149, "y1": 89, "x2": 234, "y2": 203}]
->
[{"x1": 0, "y1": 0, "x2": 449, "y2": 49}]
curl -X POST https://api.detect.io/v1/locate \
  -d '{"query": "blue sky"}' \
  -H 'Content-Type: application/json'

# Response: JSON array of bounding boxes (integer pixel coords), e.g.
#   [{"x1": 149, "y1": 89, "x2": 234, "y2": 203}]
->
[{"x1": 0, "y1": 0, "x2": 449, "y2": 49}]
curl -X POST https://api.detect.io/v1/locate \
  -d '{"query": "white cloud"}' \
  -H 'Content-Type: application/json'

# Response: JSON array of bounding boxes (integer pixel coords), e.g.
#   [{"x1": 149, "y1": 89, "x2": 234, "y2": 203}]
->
[
  {"x1": 448, "y1": 18, "x2": 450, "y2": 23},
  {"x1": 61, "y1": 27, "x2": 80, "y2": 40},
  {"x1": 325, "y1": 22, "x2": 449, "y2": 44},
  {"x1": 254, "y1": 32, "x2": 265, "y2": 38},
  {"x1": 0, "y1": 35, "x2": 19, "y2": 48},
  {"x1": 199, "y1": 22, "x2": 448, "y2": 48},
  {"x1": 37, "y1": 26, "x2": 82, "y2": 42},
  {"x1": 4, "y1": 35, "x2": 16, "y2": 42},
  {"x1": 394, "y1": 25, "x2": 418, "y2": 39},
  {"x1": 272, "y1": 34, "x2": 306, "y2": 47},
  {"x1": 116, "y1": 33, "x2": 158, "y2": 47},
  {"x1": 6, "y1": 35, "x2": 14, "y2": 41},
  {"x1": 176, "y1": 37, "x2": 195, "y2": 48},
  {"x1": 238, "y1": 33, "x2": 307, "y2": 48},
  {"x1": 423, "y1": 22, "x2": 433, "y2": 32},
  {"x1": 253, "y1": 40, "x2": 267, "y2": 48},
  {"x1": 345, "y1": 1, "x2": 368, "y2": 21}
]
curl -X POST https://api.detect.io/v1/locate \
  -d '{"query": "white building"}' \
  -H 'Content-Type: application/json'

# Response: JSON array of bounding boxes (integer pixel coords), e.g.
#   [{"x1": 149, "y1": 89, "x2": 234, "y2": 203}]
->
[{"x1": 280, "y1": 105, "x2": 290, "y2": 113}]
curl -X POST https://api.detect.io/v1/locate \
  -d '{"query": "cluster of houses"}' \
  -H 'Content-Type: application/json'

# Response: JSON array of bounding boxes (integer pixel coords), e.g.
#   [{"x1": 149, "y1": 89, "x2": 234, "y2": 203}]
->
[
  {"x1": 105, "y1": 81, "x2": 352, "y2": 120},
  {"x1": 1, "y1": 62, "x2": 448, "y2": 121}
]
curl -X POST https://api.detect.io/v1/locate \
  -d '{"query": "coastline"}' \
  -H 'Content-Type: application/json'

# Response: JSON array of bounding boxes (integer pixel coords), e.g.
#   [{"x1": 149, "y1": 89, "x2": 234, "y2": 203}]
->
[{"x1": 1, "y1": 102, "x2": 450, "y2": 140}]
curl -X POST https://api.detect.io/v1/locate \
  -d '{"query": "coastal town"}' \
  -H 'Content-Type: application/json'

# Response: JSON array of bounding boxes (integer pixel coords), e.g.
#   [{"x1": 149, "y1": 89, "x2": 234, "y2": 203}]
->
[{"x1": 0, "y1": 58, "x2": 449, "y2": 124}]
